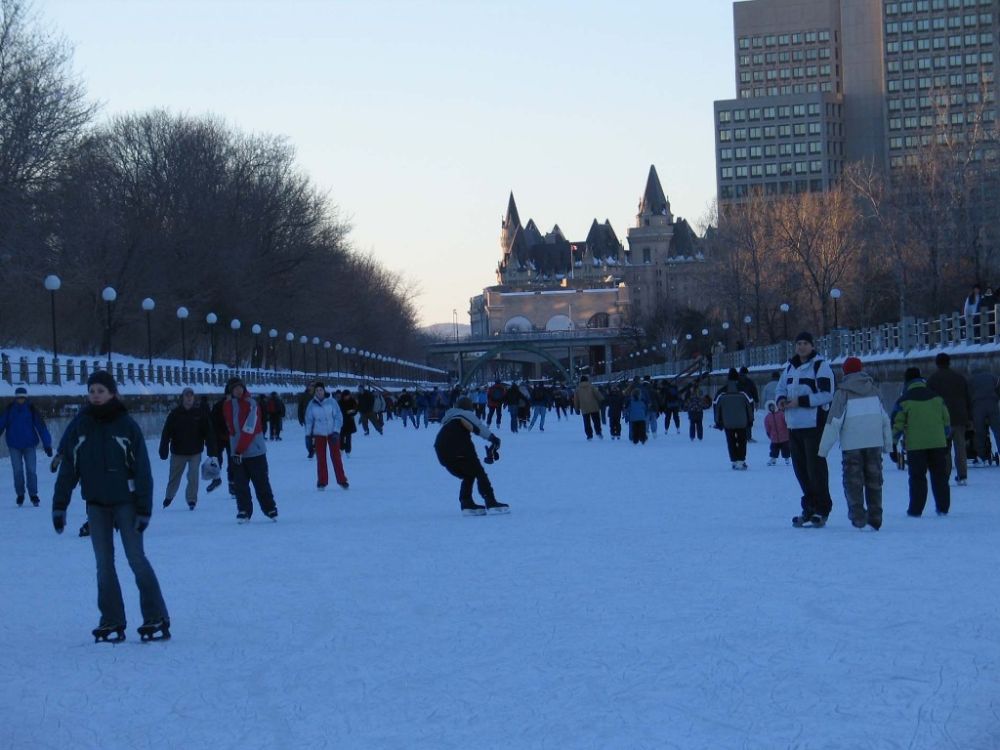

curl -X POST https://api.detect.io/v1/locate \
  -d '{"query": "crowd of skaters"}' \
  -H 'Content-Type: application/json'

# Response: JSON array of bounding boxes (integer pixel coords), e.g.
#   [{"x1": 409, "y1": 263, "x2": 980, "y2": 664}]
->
[{"x1": 2, "y1": 333, "x2": 997, "y2": 639}]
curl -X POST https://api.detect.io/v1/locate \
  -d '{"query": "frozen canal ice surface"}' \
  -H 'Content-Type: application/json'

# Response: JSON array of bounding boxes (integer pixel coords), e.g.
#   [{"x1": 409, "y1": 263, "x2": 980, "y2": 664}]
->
[{"x1": 2, "y1": 411, "x2": 998, "y2": 749}]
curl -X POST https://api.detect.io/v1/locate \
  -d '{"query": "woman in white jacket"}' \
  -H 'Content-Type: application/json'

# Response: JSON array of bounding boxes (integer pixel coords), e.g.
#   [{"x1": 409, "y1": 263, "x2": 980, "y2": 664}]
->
[
  {"x1": 818, "y1": 357, "x2": 893, "y2": 530},
  {"x1": 305, "y1": 383, "x2": 349, "y2": 490}
]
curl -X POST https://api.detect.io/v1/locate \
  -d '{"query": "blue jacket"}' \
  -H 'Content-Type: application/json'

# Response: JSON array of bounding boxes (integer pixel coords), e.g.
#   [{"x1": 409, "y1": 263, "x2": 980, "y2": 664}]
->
[
  {"x1": 627, "y1": 397, "x2": 648, "y2": 422},
  {"x1": 0, "y1": 401, "x2": 52, "y2": 451}
]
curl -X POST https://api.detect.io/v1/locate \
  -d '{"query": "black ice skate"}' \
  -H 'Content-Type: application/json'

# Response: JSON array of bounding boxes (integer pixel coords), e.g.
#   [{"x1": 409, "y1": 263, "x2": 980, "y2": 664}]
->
[
  {"x1": 792, "y1": 513, "x2": 827, "y2": 528},
  {"x1": 137, "y1": 619, "x2": 171, "y2": 642},
  {"x1": 485, "y1": 500, "x2": 510, "y2": 515},
  {"x1": 92, "y1": 624, "x2": 126, "y2": 643},
  {"x1": 460, "y1": 500, "x2": 487, "y2": 517},
  {"x1": 206, "y1": 478, "x2": 222, "y2": 493}
]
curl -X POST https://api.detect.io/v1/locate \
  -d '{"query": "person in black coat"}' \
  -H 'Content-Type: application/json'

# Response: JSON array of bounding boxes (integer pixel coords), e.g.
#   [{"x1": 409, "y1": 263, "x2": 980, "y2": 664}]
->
[
  {"x1": 433, "y1": 397, "x2": 507, "y2": 515},
  {"x1": 297, "y1": 383, "x2": 317, "y2": 457},
  {"x1": 337, "y1": 390, "x2": 358, "y2": 455},
  {"x1": 52, "y1": 371, "x2": 169, "y2": 642},
  {"x1": 159, "y1": 387, "x2": 216, "y2": 509},
  {"x1": 266, "y1": 392, "x2": 286, "y2": 440},
  {"x1": 606, "y1": 385, "x2": 625, "y2": 439}
]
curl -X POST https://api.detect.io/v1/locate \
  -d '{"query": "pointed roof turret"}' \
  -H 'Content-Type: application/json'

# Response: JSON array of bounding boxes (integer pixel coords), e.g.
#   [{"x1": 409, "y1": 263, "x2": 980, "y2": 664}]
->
[
  {"x1": 638, "y1": 165, "x2": 672, "y2": 219},
  {"x1": 504, "y1": 192, "x2": 522, "y2": 230}
]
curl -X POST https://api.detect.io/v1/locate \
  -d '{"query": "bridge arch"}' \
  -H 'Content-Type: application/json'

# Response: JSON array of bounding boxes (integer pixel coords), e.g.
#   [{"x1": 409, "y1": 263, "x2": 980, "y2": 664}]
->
[{"x1": 460, "y1": 342, "x2": 572, "y2": 388}]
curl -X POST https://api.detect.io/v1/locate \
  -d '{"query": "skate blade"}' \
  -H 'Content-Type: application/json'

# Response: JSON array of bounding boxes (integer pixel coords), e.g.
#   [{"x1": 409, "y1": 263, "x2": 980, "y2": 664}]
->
[
  {"x1": 461, "y1": 508, "x2": 487, "y2": 517},
  {"x1": 486, "y1": 506, "x2": 511, "y2": 515},
  {"x1": 139, "y1": 631, "x2": 171, "y2": 642}
]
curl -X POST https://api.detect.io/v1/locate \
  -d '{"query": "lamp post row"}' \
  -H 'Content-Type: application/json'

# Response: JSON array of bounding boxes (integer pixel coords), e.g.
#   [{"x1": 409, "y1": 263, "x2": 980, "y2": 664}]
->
[{"x1": 38, "y1": 277, "x2": 426, "y2": 381}]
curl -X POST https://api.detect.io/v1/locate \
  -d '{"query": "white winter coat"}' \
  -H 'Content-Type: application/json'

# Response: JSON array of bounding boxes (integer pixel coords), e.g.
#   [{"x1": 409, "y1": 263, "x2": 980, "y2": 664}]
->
[
  {"x1": 305, "y1": 396, "x2": 344, "y2": 436},
  {"x1": 818, "y1": 373, "x2": 893, "y2": 457},
  {"x1": 775, "y1": 353, "x2": 836, "y2": 430}
]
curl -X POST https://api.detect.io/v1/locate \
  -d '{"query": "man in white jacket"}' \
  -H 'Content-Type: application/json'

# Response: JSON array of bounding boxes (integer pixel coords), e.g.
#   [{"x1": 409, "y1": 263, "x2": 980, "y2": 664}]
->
[
  {"x1": 818, "y1": 357, "x2": 894, "y2": 530},
  {"x1": 776, "y1": 332, "x2": 836, "y2": 527},
  {"x1": 305, "y1": 383, "x2": 349, "y2": 490}
]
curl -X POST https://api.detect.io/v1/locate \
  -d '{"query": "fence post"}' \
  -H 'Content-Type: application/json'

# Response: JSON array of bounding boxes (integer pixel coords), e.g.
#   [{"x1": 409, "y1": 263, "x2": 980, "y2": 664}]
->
[
  {"x1": 67, "y1": 358, "x2": 76, "y2": 383},
  {"x1": 19, "y1": 357, "x2": 29, "y2": 384}
]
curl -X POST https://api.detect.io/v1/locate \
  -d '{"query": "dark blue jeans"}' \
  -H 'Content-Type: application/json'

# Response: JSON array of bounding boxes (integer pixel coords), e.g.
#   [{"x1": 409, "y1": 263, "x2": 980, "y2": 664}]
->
[{"x1": 87, "y1": 503, "x2": 168, "y2": 628}]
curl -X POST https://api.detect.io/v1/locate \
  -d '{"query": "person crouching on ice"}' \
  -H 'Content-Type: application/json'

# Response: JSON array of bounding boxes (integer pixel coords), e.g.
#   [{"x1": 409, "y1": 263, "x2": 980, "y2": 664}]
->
[{"x1": 433, "y1": 396, "x2": 508, "y2": 516}]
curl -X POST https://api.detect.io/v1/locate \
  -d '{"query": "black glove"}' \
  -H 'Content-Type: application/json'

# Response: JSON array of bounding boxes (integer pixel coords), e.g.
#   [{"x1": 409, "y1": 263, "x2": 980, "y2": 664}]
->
[
  {"x1": 52, "y1": 510, "x2": 66, "y2": 534},
  {"x1": 134, "y1": 515, "x2": 150, "y2": 533},
  {"x1": 159, "y1": 449, "x2": 169, "y2": 461},
  {"x1": 49, "y1": 454, "x2": 62, "y2": 473},
  {"x1": 797, "y1": 396, "x2": 811, "y2": 408},
  {"x1": 489, "y1": 435, "x2": 501, "y2": 450},
  {"x1": 232, "y1": 453, "x2": 242, "y2": 466},
  {"x1": 44, "y1": 446, "x2": 53, "y2": 458}
]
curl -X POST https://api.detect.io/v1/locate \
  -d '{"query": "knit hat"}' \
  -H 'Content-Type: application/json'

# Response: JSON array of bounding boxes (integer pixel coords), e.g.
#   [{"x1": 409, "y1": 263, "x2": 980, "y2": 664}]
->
[
  {"x1": 87, "y1": 370, "x2": 118, "y2": 394},
  {"x1": 935, "y1": 352, "x2": 951, "y2": 368},
  {"x1": 14, "y1": 386, "x2": 27, "y2": 396},
  {"x1": 727, "y1": 367, "x2": 740, "y2": 380},
  {"x1": 904, "y1": 366, "x2": 922, "y2": 382},
  {"x1": 225, "y1": 376, "x2": 245, "y2": 393},
  {"x1": 842, "y1": 357, "x2": 863, "y2": 375},
  {"x1": 795, "y1": 331, "x2": 814, "y2": 345}
]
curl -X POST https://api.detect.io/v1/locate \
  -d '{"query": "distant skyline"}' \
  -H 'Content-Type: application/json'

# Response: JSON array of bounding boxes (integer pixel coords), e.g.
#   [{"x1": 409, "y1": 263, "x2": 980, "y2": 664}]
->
[{"x1": 38, "y1": 0, "x2": 736, "y2": 325}]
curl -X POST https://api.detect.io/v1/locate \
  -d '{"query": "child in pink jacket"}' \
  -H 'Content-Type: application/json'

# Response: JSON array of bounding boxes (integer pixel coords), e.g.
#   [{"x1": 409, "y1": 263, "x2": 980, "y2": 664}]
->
[{"x1": 764, "y1": 400, "x2": 790, "y2": 465}]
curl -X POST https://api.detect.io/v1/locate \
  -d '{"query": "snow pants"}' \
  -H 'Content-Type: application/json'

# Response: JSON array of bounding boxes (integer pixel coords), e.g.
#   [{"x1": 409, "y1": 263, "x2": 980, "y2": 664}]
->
[
  {"x1": 486, "y1": 405, "x2": 502, "y2": 427},
  {"x1": 724, "y1": 428, "x2": 747, "y2": 461},
  {"x1": 688, "y1": 412, "x2": 703, "y2": 441},
  {"x1": 609, "y1": 409, "x2": 622, "y2": 437},
  {"x1": 841, "y1": 447, "x2": 883, "y2": 527},
  {"x1": 630, "y1": 420, "x2": 647, "y2": 444},
  {"x1": 582, "y1": 411, "x2": 602, "y2": 439},
  {"x1": 87, "y1": 502, "x2": 168, "y2": 628},
  {"x1": 314, "y1": 435, "x2": 347, "y2": 487},
  {"x1": 437, "y1": 452, "x2": 497, "y2": 507},
  {"x1": 232, "y1": 454, "x2": 278, "y2": 518},
  {"x1": 906, "y1": 447, "x2": 950, "y2": 516},
  {"x1": 788, "y1": 427, "x2": 832, "y2": 517},
  {"x1": 768, "y1": 441, "x2": 790, "y2": 459}
]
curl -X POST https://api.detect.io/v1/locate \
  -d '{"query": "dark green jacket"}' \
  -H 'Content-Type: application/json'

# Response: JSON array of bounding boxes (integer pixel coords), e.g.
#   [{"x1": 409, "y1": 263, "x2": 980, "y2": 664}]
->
[
  {"x1": 53, "y1": 400, "x2": 153, "y2": 515},
  {"x1": 891, "y1": 379, "x2": 951, "y2": 451}
]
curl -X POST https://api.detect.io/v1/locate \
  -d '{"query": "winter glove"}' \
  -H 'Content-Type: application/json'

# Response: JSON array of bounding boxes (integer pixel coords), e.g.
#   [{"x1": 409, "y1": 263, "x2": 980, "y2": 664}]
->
[
  {"x1": 489, "y1": 435, "x2": 501, "y2": 450},
  {"x1": 52, "y1": 510, "x2": 66, "y2": 534},
  {"x1": 232, "y1": 453, "x2": 242, "y2": 466},
  {"x1": 134, "y1": 515, "x2": 150, "y2": 534},
  {"x1": 43, "y1": 446, "x2": 53, "y2": 458},
  {"x1": 159, "y1": 449, "x2": 169, "y2": 461},
  {"x1": 49, "y1": 454, "x2": 62, "y2": 473},
  {"x1": 796, "y1": 396, "x2": 811, "y2": 408}
]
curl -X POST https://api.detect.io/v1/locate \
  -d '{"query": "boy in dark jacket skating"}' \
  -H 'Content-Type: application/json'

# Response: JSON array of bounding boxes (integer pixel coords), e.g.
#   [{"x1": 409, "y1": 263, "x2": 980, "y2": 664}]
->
[
  {"x1": 433, "y1": 397, "x2": 507, "y2": 516},
  {"x1": 52, "y1": 371, "x2": 170, "y2": 642},
  {"x1": 714, "y1": 369, "x2": 754, "y2": 469},
  {"x1": 159, "y1": 387, "x2": 216, "y2": 509}
]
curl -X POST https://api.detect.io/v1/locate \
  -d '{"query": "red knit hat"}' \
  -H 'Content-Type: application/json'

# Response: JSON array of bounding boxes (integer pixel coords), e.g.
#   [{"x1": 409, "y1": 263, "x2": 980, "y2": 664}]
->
[{"x1": 842, "y1": 357, "x2": 863, "y2": 375}]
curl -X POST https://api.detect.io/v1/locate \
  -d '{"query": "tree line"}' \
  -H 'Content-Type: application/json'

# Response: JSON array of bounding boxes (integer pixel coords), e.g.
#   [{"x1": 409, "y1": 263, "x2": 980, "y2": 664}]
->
[{"x1": 0, "y1": 0, "x2": 423, "y2": 365}]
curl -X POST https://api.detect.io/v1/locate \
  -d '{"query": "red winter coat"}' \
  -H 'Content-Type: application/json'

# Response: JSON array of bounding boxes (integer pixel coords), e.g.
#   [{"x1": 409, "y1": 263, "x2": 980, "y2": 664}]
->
[
  {"x1": 223, "y1": 391, "x2": 265, "y2": 457},
  {"x1": 764, "y1": 410, "x2": 790, "y2": 444}
]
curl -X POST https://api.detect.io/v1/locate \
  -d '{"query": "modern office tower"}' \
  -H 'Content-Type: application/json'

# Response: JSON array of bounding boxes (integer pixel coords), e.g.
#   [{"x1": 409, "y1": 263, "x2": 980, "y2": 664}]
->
[
  {"x1": 882, "y1": 0, "x2": 999, "y2": 169},
  {"x1": 715, "y1": 0, "x2": 999, "y2": 203},
  {"x1": 715, "y1": 0, "x2": 852, "y2": 201}
]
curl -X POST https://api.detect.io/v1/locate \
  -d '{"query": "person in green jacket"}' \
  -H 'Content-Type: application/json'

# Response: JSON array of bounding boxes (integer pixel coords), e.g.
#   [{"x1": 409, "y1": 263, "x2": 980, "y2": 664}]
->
[
  {"x1": 892, "y1": 367, "x2": 952, "y2": 517},
  {"x1": 52, "y1": 371, "x2": 170, "y2": 643}
]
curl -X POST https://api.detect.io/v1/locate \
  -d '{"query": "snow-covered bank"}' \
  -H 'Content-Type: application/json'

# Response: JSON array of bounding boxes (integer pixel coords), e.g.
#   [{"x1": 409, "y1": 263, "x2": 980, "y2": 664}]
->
[{"x1": 2, "y1": 414, "x2": 998, "y2": 749}]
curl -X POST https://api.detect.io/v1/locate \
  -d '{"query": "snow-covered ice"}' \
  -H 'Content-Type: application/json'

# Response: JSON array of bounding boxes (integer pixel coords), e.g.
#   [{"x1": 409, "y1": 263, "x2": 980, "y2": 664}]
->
[{"x1": 2, "y1": 412, "x2": 999, "y2": 749}]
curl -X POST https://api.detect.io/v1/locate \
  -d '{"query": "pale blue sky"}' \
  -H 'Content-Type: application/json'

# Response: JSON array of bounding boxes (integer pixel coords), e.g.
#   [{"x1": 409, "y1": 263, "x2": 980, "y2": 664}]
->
[{"x1": 38, "y1": 0, "x2": 736, "y2": 325}]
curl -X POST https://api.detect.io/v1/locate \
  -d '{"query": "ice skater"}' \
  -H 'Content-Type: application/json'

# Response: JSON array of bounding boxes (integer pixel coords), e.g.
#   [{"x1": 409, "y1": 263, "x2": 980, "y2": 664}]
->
[{"x1": 433, "y1": 396, "x2": 508, "y2": 516}]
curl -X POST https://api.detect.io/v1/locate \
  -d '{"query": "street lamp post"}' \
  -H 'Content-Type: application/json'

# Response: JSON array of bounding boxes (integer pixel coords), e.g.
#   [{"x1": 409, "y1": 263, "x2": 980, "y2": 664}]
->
[
  {"x1": 251, "y1": 324, "x2": 262, "y2": 369},
  {"x1": 268, "y1": 329, "x2": 278, "y2": 370},
  {"x1": 830, "y1": 288, "x2": 842, "y2": 329},
  {"x1": 177, "y1": 307, "x2": 189, "y2": 369},
  {"x1": 230, "y1": 319, "x2": 242, "y2": 368},
  {"x1": 206, "y1": 313, "x2": 218, "y2": 369},
  {"x1": 299, "y1": 336, "x2": 308, "y2": 373},
  {"x1": 335, "y1": 343, "x2": 342, "y2": 375},
  {"x1": 324, "y1": 341, "x2": 331, "y2": 375},
  {"x1": 312, "y1": 337, "x2": 320, "y2": 375},
  {"x1": 43, "y1": 275, "x2": 61, "y2": 367},
  {"x1": 141, "y1": 298, "x2": 155, "y2": 373},
  {"x1": 744, "y1": 315, "x2": 752, "y2": 346},
  {"x1": 286, "y1": 332, "x2": 295, "y2": 372},
  {"x1": 101, "y1": 287, "x2": 117, "y2": 370},
  {"x1": 780, "y1": 303, "x2": 790, "y2": 340},
  {"x1": 671, "y1": 338, "x2": 678, "y2": 362}
]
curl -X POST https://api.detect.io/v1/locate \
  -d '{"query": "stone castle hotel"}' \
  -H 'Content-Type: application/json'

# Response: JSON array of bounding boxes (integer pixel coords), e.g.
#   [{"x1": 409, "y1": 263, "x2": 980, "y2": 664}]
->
[{"x1": 468, "y1": 166, "x2": 711, "y2": 337}]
